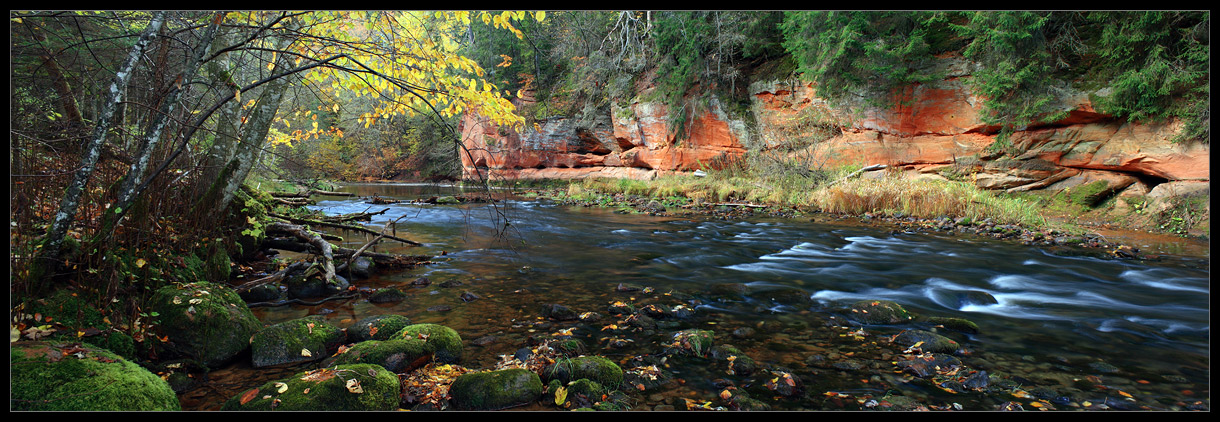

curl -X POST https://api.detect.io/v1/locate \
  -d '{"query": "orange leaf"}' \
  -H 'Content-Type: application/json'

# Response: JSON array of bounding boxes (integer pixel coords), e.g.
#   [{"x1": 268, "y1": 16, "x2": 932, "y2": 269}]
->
[{"x1": 239, "y1": 388, "x2": 259, "y2": 405}]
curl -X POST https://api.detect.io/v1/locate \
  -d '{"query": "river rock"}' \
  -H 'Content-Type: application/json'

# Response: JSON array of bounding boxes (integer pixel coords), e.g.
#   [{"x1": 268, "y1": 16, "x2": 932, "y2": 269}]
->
[
  {"x1": 666, "y1": 329, "x2": 714, "y2": 357},
  {"x1": 324, "y1": 338, "x2": 432, "y2": 373},
  {"x1": 449, "y1": 368, "x2": 544, "y2": 410},
  {"x1": 349, "y1": 256, "x2": 375, "y2": 279},
  {"x1": 11, "y1": 341, "x2": 180, "y2": 411},
  {"x1": 148, "y1": 281, "x2": 261, "y2": 368},
  {"x1": 925, "y1": 316, "x2": 981, "y2": 334},
  {"x1": 285, "y1": 271, "x2": 349, "y2": 299},
  {"x1": 250, "y1": 316, "x2": 346, "y2": 367},
  {"x1": 892, "y1": 329, "x2": 961, "y2": 354},
  {"x1": 239, "y1": 283, "x2": 282, "y2": 303},
  {"x1": 709, "y1": 344, "x2": 758, "y2": 376},
  {"x1": 541, "y1": 303, "x2": 579, "y2": 321},
  {"x1": 459, "y1": 291, "x2": 480, "y2": 302},
  {"x1": 844, "y1": 299, "x2": 915, "y2": 325},
  {"x1": 895, "y1": 353, "x2": 963, "y2": 378},
  {"x1": 348, "y1": 314, "x2": 412, "y2": 342},
  {"x1": 221, "y1": 364, "x2": 400, "y2": 411},
  {"x1": 388, "y1": 323, "x2": 463, "y2": 363},
  {"x1": 541, "y1": 356, "x2": 624, "y2": 388},
  {"x1": 762, "y1": 370, "x2": 804, "y2": 397},
  {"x1": 368, "y1": 287, "x2": 406, "y2": 303}
]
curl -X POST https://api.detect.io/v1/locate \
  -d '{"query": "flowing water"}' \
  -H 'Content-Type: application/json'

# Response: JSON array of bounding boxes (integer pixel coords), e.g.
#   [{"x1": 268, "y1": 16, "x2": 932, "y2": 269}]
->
[{"x1": 183, "y1": 183, "x2": 1209, "y2": 411}]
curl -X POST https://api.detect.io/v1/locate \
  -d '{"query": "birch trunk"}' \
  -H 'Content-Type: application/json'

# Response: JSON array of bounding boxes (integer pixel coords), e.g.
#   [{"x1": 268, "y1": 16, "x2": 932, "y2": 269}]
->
[{"x1": 35, "y1": 12, "x2": 166, "y2": 282}]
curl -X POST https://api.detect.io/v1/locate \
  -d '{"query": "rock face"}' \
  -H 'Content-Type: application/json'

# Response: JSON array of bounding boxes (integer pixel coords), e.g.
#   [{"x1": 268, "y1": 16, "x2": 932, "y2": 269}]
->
[{"x1": 461, "y1": 56, "x2": 1208, "y2": 208}]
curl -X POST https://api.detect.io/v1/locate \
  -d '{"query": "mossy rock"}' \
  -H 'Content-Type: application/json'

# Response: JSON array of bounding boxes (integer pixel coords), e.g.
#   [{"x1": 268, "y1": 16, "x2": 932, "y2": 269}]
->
[
  {"x1": 348, "y1": 314, "x2": 412, "y2": 342},
  {"x1": 149, "y1": 281, "x2": 261, "y2": 368},
  {"x1": 845, "y1": 299, "x2": 915, "y2": 325},
  {"x1": 202, "y1": 238, "x2": 232, "y2": 282},
  {"x1": 892, "y1": 329, "x2": 961, "y2": 354},
  {"x1": 666, "y1": 329, "x2": 714, "y2": 357},
  {"x1": 250, "y1": 316, "x2": 346, "y2": 367},
  {"x1": 925, "y1": 316, "x2": 981, "y2": 334},
  {"x1": 709, "y1": 344, "x2": 758, "y2": 376},
  {"x1": 542, "y1": 356, "x2": 624, "y2": 388},
  {"x1": 221, "y1": 364, "x2": 400, "y2": 411},
  {"x1": 368, "y1": 287, "x2": 407, "y2": 303},
  {"x1": 11, "y1": 341, "x2": 179, "y2": 411},
  {"x1": 325, "y1": 338, "x2": 431, "y2": 373},
  {"x1": 388, "y1": 323, "x2": 463, "y2": 363},
  {"x1": 449, "y1": 368, "x2": 544, "y2": 410},
  {"x1": 285, "y1": 271, "x2": 349, "y2": 299}
]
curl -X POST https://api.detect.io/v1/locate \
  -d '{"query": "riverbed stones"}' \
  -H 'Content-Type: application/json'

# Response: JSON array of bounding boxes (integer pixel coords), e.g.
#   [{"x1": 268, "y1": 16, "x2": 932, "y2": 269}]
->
[
  {"x1": 541, "y1": 355, "x2": 624, "y2": 388},
  {"x1": 368, "y1": 287, "x2": 406, "y2": 303},
  {"x1": 541, "y1": 303, "x2": 579, "y2": 321},
  {"x1": 449, "y1": 368, "x2": 544, "y2": 410},
  {"x1": 285, "y1": 270, "x2": 349, "y2": 299},
  {"x1": 389, "y1": 323, "x2": 463, "y2": 363},
  {"x1": 221, "y1": 364, "x2": 400, "y2": 411},
  {"x1": 895, "y1": 353, "x2": 963, "y2": 378},
  {"x1": 666, "y1": 329, "x2": 714, "y2": 357},
  {"x1": 844, "y1": 299, "x2": 915, "y2": 325},
  {"x1": 324, "y1": 338, "x2": 432, "y2": 373},
  {"x1": 892, "y1": 329, "x2": 961, "y2": 354},
  {"x1": 348, "y1": 314, "x2": 412, "y2": 342},
  {"x1": 250, "y1": 316, "x2": 346, "y2": 367},
  {"x1": 148, "y1": 281, "x2": 261, "y2": 368},
  {"x1": 11, "y1": 341, "x2": 180, "y2": 411},
  {"x1": 349, "y1": 256, "x2": 375, "y2": 279},
  {"x1": 925, "y1": 316, "x2": 981, "y2": 334}
]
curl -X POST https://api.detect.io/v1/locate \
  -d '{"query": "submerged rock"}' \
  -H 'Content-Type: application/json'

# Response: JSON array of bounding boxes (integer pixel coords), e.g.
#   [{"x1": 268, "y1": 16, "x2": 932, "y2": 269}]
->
[
  {"x1": 222, "y1": 364, "x2": 400, "y2": 411},
  {"x1": 449, "y1": 369, "x2": 544, "y2": 410},
  {"x1": 11, "y1": 341, "x2": 180, "y2": 411},
  {"x1": 666, "y1": 329, "x2": 715, "y2": 357},
  {"x1": 845, "y1": 299, "x2": 915, "y2": 325},
  {"x1": 892, "y1": 329, "x2": 961, "y2": 354},
  {"x1": 541, "y1": 303, "x2": 579, "y2": 321},
  {"x1": 148, "y1": 281, "x2": 261, "y2": 368},
  {"x1": 895, "y1": 353, "x2": 963, "y2": 378},
  {"x1": 368, "y1": 287, "x2": 406, "y2": 303}
]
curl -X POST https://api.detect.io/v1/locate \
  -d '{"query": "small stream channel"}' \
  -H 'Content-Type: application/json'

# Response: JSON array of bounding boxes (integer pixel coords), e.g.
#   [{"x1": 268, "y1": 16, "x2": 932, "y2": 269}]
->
[{"x1": 181, "y1": 183, "x2": 1209, "y2": 411}]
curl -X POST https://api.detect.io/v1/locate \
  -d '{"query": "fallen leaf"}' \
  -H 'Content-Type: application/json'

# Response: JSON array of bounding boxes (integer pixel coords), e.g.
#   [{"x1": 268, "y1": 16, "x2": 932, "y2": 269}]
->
[
  {"x1": 346, "y1": 378, "x2": 363, "y2": 394},
  {"x1": 240, "y1": 388, "x2": 259, "y2": 405},
  {"x1": 301, "y1": 348, "x2": 312, "y2": 357},
  {"x1": 275, "y1": 382, "x2": 288, "y2": 394},
  {"x1": 554, "y1": 386, "x2": 568, "y2": 405}
]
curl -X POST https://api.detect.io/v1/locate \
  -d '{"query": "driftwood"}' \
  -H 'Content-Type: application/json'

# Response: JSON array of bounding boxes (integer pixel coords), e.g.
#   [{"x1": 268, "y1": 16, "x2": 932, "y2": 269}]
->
[
  {"x1": 273, "y1": 197, "x2": 314, "y2": 206},
  {"x1": 270, "y1": 189, "x2": 355, "y2": 198},
  {"x1": 322, "y1": 207, "x2": 388, "y2": 223},
  {"x1": 265, "y1": 222, "x2": 336, "y2": 283},
  {"x1": 711, "y1": 203, "x2": 769, "y2": 208},
  {"x1": 337, "y1": 213, "x2": 408, "y2": 274},
  {"x1": 825, "y1": 164, "x2": 888, "y2": 187},
  {"x1": 269, "y1": 212, "x2": 422, "y2": 246},
  {"x1": 233, "y1": 261, "x2": 307, "y2": 293}
]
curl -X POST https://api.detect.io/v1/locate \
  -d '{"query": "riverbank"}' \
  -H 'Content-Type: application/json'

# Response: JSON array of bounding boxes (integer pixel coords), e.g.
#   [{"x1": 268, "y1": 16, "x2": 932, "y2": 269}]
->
[{"x1": 478, "y1": 172, "x2": 1208, "y2": 263}]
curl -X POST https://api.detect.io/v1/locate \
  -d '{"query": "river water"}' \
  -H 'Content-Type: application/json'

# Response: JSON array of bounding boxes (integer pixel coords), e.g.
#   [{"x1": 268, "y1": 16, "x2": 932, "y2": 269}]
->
[{"x1": 195, "y1": 183, "x2": 1209, "y2": 411}]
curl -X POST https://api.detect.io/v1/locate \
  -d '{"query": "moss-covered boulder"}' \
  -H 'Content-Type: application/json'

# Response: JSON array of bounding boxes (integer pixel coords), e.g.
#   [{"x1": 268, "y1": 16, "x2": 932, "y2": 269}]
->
[
  {"x1": 449, "y1": 368, "x2": 544, "y2": 410},
  {"x1": 368, "y1": 287, "x2": 406, "y2": 303},
  {"x1": 148, "y1": 281, "x2": 261, "y2": 368},
  {"x1": 250, "y1": 316, "x2": 345, "y2": 367},
  {"x1": 285, "y1": 270, "x2": 350, "y2": 299},
  {"x1": 892, "y1": 329, "x2": 961, "y2": 354},
  {"x1": 221, "y1": 364, "x2": 400, "y2": 411},
  {"x1": 348, "y1": 314, "x2": 412, "y2": 342},
  {"x1": 665, "y1": 329, "x2": 714, "y2": 357},
  {"x1": 11, "y1": 341, "x2": 179, "y2": 411},
  {"x1": 388, "y1": 323, "x2": 463, "y2": 363},
  {"x1": 925, "y1": 316, "x2": 981, "y2": 334},
  {"x1": 845, "y1": 300, "x2": 915, "y2": 325},
  {"x1": 325, "y1": 338, "x2": 432, "y2": 372},
  {"x1": 542, "y1": 356, "x2": 624, "y2": 388}
]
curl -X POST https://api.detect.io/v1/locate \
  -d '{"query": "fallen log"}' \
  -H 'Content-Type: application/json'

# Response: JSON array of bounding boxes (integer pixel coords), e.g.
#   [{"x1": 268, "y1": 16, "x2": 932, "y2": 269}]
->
[
  {"x1": 711, "y1": 203, "x2": 769, "y2": 208},
  {"x1": 270, "y1": 189, "x2": 355, "y2": 198},
  {"x1": 825, "y1": 164, "x2": 888, "y2": 187},
  {"x1": 269, "y1": 212, "x2": 422, "y2": 246},
  {"x1": 337, "y1": 213, "x2": 408, "y2": 275},
  {"x1": 265, "y1": 222, "x2": 335, "y2": 283},
  {"x1": 321, "y1": 207, "x2": 388, "y2": 223}
]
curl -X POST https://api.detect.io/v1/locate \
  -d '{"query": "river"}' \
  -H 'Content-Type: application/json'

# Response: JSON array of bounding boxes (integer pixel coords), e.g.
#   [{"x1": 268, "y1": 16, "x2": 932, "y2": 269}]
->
[{"x1": 184, "y1": 182, "x2": 1210, "y2": 411}]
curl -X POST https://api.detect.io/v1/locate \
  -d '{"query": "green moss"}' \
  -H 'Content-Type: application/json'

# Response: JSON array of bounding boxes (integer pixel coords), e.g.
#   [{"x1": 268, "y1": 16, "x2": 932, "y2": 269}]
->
[
  {"x1": 449, "y1": 368, "x2": 544, "y2": 410},
  {"x1": 327, "y1": 338, "x2": 431, "y2": 372},
  {"x1": 349, "y1": 314, "x2": 412, "y2": 342},
  {"x1": 250, "y1": 316, "x2": 346, "y2": 368},
  {"x1": 390, "y1": 323, "x2": 463, "y2": 363},
  {"x1": 926, "y1": 316, "x2": 981, "y2": 334},
  {"x1": 847, "y1": 300, "x2": 916, "y2": 325},
  {"x1": 11, "y1": 341, "x2": 180, "y2": 411},
  {"x1": 150, "y1": 281, "x2": 261, "y2": 368},
  {"x1": 1066, "y1": 180, "x2": 1112, "y2": 207},
  {"x1": 542, "y1": 356, "x2": 625, "y2": 388},
  {"x1": 221, "y1": 364, "x2": 400, "y2": 411},
  {"x1": 668, "y1": 329, "x2": 715, "y2": 357}
]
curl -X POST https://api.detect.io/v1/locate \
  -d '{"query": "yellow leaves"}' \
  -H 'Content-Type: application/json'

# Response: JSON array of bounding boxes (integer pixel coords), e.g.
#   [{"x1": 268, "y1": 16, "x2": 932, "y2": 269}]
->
[
  {"x1": 554, "y1": 386, "x2": 568, "y2": 405},
  {"x1": 275, "y1": 382, "x2": 289, "y2": 394},
  {"x1": 135, "y1": 258, "x2": 146, "y2": 268},
  {"x1": 534, "y1": 11, "x2": 546, "y2": 22},
  {"x1": 301, "y1": 348, "x2": 313, "y2": 357},
  {"x1": 496, "y1": 54, "x2": 513, "y2": 68}
]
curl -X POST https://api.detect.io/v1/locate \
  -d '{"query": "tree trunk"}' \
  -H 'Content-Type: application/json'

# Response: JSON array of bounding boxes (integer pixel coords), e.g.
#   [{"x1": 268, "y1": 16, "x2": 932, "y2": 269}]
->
[
  {"x1": 34, "y1": 12, "x2": 167, "y2": 284},
  {"x1": 193, "y1": 39, "x2": 296, "y2": 222},
  {"x1": 98, "y1": 13, "x2": 221, "y2": 242}
]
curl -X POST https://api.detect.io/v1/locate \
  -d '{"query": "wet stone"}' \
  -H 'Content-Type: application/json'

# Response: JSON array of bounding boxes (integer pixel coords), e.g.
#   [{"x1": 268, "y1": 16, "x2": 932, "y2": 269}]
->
[
  {"x1": 894, "y1": 353, "x2": 963, "y2": 378},
  {"x1": 459, "y1": 291, "x2": 480, "y2": 302},
  {"x1": 540, "y1": 304, "x2": 578, "y2": 321}
]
